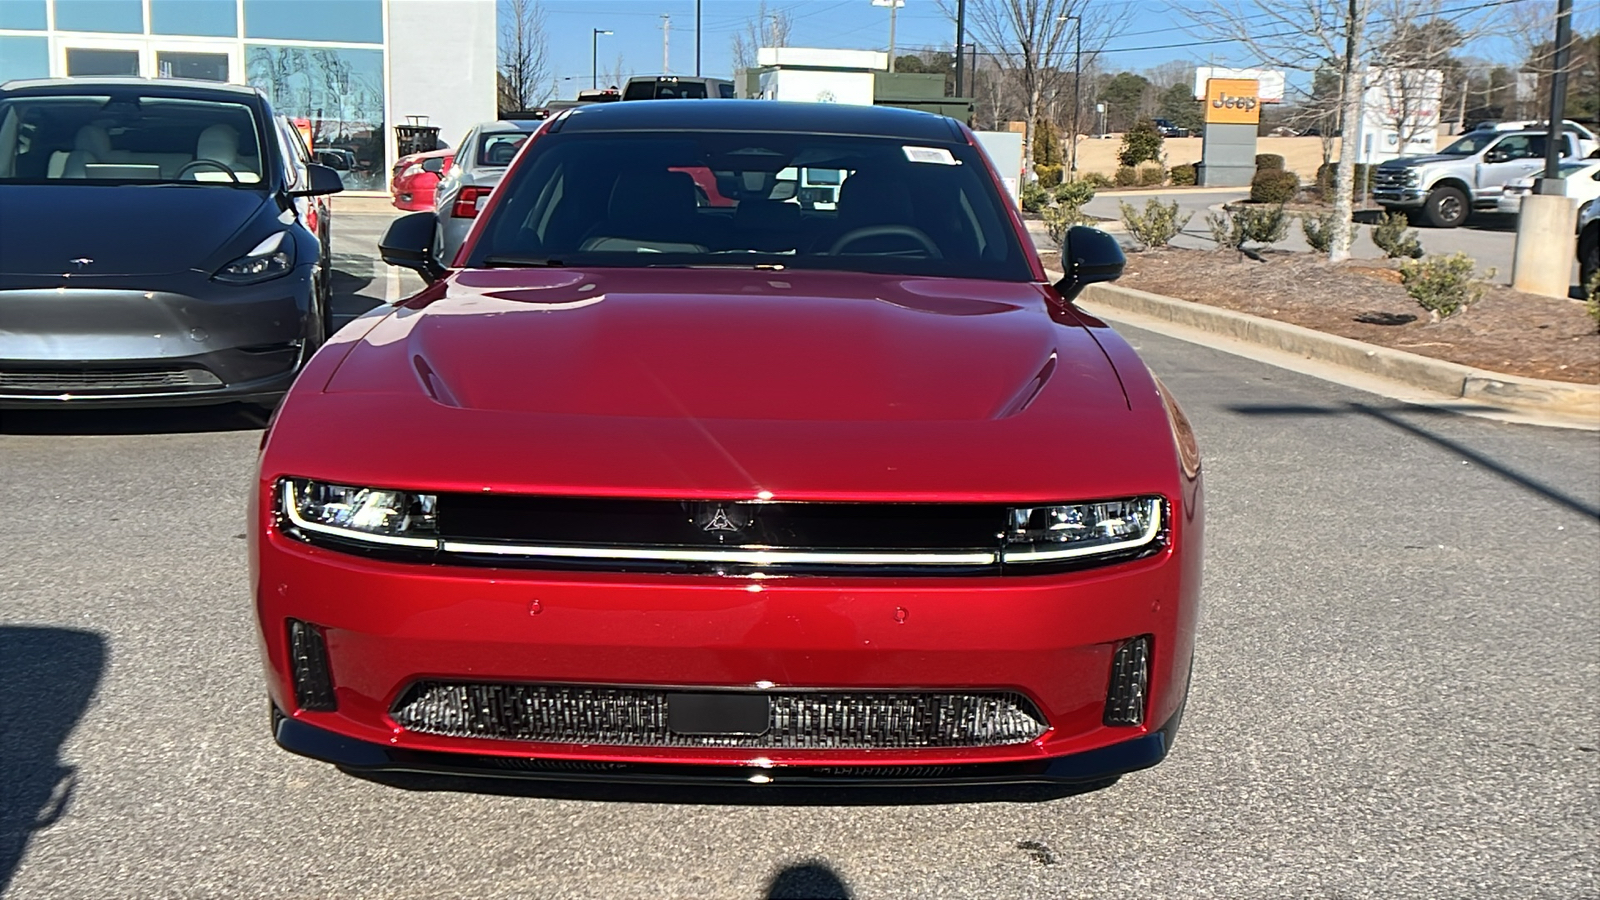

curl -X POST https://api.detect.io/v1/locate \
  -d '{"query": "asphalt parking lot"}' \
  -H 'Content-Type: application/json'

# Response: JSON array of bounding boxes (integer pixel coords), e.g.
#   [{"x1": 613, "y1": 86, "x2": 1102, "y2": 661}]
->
[{"x1": 2, "y1": 209, "x2": 1596, "y2": 899}]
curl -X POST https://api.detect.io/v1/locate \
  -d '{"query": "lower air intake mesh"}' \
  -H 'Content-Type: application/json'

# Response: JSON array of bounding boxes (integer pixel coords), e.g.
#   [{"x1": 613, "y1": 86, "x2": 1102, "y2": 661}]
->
[{"x1": 391, "y1": 682, "x2": 1049, "y2": 749}]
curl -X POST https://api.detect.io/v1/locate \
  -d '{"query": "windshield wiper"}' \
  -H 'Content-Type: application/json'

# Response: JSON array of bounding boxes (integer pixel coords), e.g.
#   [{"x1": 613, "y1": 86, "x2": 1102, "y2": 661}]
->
[{"x1": 482, "y1": 256, "x2": 565, "y2": 268}]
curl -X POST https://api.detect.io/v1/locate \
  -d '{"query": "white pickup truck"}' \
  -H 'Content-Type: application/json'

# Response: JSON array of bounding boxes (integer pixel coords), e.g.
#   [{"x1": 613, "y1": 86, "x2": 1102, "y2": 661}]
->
[{"x1": 1373, "y1": 124, "x2": 1599, "y2": 228}]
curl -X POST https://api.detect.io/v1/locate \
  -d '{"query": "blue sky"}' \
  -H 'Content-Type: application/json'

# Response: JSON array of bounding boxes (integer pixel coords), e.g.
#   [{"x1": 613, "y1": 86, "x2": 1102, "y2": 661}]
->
[{"x1": 530, "y1": 0, "x2": 1591, "y2": 100}]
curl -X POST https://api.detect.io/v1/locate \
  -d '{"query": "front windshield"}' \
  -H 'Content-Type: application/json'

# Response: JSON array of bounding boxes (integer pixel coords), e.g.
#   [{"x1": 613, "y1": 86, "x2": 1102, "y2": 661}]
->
[
  {"x1": 0, "y1": 94, "x2": 265, "y2": 186},
  {"x1": 1438, "y1": 133, "x2": 1496, "y2": 155},
  {"x1": 468, "y1": 130, "x2": 1033, "y2": 281}
]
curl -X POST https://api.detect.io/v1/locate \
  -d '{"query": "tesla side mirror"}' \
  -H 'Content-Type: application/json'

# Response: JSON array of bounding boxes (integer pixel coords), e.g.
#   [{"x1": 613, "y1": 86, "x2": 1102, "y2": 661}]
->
[
  {"x1": 290, "y1": 163, "x2": 344, "y2": 197},
  {"x1": 1053, "y1": 225, "x2": 1125, "y2": 303},
  {"x1": 380, "y1": 211, "x2": 445, "y2": 282}
]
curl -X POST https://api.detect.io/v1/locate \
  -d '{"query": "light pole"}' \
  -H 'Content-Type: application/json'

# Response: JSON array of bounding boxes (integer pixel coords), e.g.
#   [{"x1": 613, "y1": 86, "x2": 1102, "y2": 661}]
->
[
  {"x1": 872, "y1": 0, "x2": 905, "y2": 72},
  {"x1": 954, "y1": 0, "x2": 966, "y2": 96},
  {"x1": 1059, "y1": 13, "x2": 1082, "y2": 175},
  {"x1": 591, "y1": 28, "x2": 612, "y2": 89}
]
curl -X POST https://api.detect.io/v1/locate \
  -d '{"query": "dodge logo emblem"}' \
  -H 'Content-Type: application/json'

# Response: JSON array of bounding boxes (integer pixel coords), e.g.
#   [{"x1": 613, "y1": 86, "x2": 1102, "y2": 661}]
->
[{"x1": 703, "y1": 507, "x2": 740, "y2": 533}]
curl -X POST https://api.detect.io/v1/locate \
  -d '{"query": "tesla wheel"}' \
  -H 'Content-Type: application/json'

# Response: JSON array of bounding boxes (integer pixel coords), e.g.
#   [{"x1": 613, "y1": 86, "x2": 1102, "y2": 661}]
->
[{"x1": 1422, "y1": 186, "x2": 1468, "y2": 228}]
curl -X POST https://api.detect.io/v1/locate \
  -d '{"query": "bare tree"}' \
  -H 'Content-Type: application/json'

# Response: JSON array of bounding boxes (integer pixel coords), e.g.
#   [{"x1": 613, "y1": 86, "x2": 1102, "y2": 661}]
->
[
  {"x1": 1181, "y1": 0, "x2": 1374, "y2": 261},
  {"x1": 601, "y1": 54, "x2": 633, "y2": 92},
  {"x1": 730, "y1": 2, "x2": 795, "y2": 73},
  {"x1": 499, "y1": 0, "x2": 551, "y2": 113},
  {"x1": 948, "y1": 0, "x2": 1121, "y2": 174}
]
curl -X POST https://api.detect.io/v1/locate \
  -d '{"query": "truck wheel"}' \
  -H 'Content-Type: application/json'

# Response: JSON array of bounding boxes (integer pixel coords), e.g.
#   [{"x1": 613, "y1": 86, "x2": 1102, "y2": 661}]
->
[{"x1": 1422, "y1": 186, "x2": 1469, "y2": 228}]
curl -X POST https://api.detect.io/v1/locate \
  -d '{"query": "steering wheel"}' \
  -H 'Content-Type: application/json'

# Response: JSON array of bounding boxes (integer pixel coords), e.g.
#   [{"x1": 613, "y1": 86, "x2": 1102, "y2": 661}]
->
[
  {"x1": 829, "y1": 225, "x2": 943, "y2": 259},
  {"x1": 176, "y1": 159, "x2": 240, "y2": 183}
]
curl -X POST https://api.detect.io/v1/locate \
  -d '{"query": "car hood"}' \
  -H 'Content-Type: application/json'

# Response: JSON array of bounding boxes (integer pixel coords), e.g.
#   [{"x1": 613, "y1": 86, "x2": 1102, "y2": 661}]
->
[
  {"x1": 1380, "y1": 154, "x2": 1467, "y2": 169},
  {"x1": 327, "y1": 267, "x2": 1127, "y2": 421},
  {"x1": 283, "y1": 268, "x2": 1170, "y2": 500},
  {"x1": 0, "y1": 183, "x2": 269, "y2": 277}
]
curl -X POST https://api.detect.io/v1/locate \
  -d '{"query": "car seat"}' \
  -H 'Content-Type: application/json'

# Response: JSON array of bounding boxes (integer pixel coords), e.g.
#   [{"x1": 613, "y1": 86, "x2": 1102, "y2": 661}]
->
[{"x1": 62, "y1": 125, "x2": 111, "y2": 178}]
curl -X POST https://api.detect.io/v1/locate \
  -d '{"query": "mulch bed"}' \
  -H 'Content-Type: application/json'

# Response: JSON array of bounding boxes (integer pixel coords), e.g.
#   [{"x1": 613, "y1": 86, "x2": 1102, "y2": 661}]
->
[{"x1": 1090, "y1": 248, "x2": 1599, "y2": 385}]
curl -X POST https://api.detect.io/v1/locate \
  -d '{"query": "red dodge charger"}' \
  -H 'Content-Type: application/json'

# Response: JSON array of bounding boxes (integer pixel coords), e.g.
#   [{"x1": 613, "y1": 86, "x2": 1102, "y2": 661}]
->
[{"x1": 251, "y1": 101, "x2": 1203, "y2": 787}]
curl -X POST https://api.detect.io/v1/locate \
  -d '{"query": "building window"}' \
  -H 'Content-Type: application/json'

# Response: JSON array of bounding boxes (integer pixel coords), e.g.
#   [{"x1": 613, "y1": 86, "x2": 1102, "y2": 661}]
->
[
  {"x1": 150, "y1": 0, "x2": 238, "y2": 38},
  {"x1": 0, "y1": 37, "x2": 51, "y2": 82},
  {"x1": 243, "y1": 0, "x2": 382, "y2": 45},
  {"x1": 65, "y1": 48, "x2": 141, "y2": 77},
  {"x1": 0, "y1": 0, "x2": 48, "y2": 30},
  {"x1": 53, "y1": 0, "x2": 145, "y2": 34},
  {"x1": 246, "y1": 45, "x2": 386, "y2": 191}
]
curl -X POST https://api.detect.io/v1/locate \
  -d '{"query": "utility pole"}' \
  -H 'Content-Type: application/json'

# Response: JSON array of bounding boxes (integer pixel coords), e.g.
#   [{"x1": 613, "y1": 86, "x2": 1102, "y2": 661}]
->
[
  {"x1": 873, "y1": 0, "x2": 904, "y2": 72},
  {"x1": 954, "y1": 0, "x2": 966, "y2": 97},
  {"x1": 1539, "y1": 0, "x2": 1573, "y2": 186},
  {"x1": 695, "y1": 0, "x2": 702, "y2": 76},
  {"x1": 661, "y1": 14, "x2": 670, "y2": 73},
  {"x1": 1329, "y1": 0, "x2": 1365, "y2": 263}
]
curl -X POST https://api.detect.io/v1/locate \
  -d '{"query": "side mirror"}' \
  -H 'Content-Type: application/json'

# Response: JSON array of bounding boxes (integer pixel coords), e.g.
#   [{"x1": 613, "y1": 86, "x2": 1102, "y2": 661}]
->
[
  {"x1": 290, "y1": 163, "x2": 343, "y2": 197},
  {"x1": 380, "y1": 211, "x2": 446, "y2": 282},
  {"x1": 1484, "y1": 149, "x2": 1508, "y2": 164},
  {"x1": 421, "y1": 157, "x2": 445, "y2": 175},
  {"x1": 1053, "y1": 225, "x2": 1125, "y2": 302}
]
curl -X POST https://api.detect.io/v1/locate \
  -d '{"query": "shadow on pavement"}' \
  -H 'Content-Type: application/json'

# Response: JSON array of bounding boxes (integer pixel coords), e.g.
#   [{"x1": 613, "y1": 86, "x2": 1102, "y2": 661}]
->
[
  {"x1": 764, "y1": 861, "x2": 854, "y2": 899},
  {"x1": 329, "y1": 261, "x2": 388, "y2": 331},
  {"x1": 0, "y1": 627, "x2": 107, "y2": 896},
  {"x1": 1227, "y1": 401, "x2": 1600, "y2": 521},
  {"x1": 344, "y1": 769, "x2": 1117, "y2": 806},
  {"x1": 0, "y1": 403, "x2": 269, "y2": 436}
]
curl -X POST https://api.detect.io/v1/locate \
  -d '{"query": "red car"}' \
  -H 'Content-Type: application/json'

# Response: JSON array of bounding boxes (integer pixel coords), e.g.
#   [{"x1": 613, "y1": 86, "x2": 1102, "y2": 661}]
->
[
  {"x1": 389, "y1": 147, "x2": 453, "y2": 211},
  {"x1": 253, "y1": 101, "x2": 1203, "y2": 787}
]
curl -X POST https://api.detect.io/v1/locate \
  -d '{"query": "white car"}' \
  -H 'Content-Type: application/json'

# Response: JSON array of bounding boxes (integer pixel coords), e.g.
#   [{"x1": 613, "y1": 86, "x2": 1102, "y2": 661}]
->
[{"x1": 1496, "y1": 160, "x2": 1600, "y2": 214}]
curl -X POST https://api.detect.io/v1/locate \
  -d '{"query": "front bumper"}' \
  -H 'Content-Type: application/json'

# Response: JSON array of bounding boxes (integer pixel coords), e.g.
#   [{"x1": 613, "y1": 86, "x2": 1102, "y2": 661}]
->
[
  {"x1": 1373, "y1": 187, "x2": 1425, "y2": 207},
  {"x1": 254, "y1": 516, "x2": 1201, "y2": 778},
  {"x1": 0, "y1": 267, "x2": 313, "y2": 407}
]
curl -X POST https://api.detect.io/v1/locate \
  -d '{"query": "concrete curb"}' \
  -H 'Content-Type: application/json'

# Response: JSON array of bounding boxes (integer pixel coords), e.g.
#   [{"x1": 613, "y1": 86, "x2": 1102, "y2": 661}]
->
[{"x1": 1064, "y1": 280, "x2": 1600, "y2": 427}]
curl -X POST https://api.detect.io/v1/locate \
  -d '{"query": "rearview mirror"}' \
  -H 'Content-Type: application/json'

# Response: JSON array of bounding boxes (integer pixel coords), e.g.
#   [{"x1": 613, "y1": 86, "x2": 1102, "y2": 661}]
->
[
  {"x1": 380, "y1": 211, "x2": 445, "y2": 282},
  {"x1": 1052, "y1": 226, "x2": 1125, "y2": 302},
  {"x1": 290, "y1": 163, "x2": 343, "y2": 197}
]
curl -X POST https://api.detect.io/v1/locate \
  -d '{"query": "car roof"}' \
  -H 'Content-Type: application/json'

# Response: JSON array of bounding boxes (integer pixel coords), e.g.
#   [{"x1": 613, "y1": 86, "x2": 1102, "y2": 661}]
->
[
  {"x1": 1, "y1": 76, "x2": 265, "y2": 101},
  {"x1": 553, "y1": 100, "x2": 965, "y2": 142}
]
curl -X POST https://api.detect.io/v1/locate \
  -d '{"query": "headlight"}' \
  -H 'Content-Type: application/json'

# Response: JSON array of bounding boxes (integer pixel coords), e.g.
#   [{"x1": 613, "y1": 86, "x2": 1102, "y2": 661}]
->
[
  {"x1": 280, "y1": 478, "x2": 438, "y2": 548},
  {"x1": 1002, "y1": 497, "x2": 1163, "y2": 563},
  {"x1": 214, "y1": 232, "x2": 295, "y2": 284},
  {"x1": 1404, "y1": 170, "x2": 1420, "y2": 185}
]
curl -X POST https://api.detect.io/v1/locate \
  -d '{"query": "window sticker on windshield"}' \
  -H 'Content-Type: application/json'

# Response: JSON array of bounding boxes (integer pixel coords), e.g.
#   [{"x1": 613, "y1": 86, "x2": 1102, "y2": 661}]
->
[{"x1": 902, "y1": 146, "x2": 959, "y2": 166}]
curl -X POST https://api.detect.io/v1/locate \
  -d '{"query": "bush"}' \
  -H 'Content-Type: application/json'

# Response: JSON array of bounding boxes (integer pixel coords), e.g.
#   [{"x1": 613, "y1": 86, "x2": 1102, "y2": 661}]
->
[
  {"x1": 1114, "y1": 165, "x2": 1140, "y2": 187},
  {"x1": 1316, "y1": 162, "x2": 1376, "y2": 200},
  {"x1": 1207, "y1": 211, "x2": 1243, "y2": 250},
  {"x1": 1400, "y1": 253, "x2": 1484, "y2": 319},
  {"x1": 1080, "y1": 171, "x2": 1115, "y2": 189},
  {"x1": 1118, "y1": 197, "x2": 1193, "y2": 249},
  {"x1": 1301, "y1": 211, "x2": 1338, "y2": 253},
  {"x1": 1170, "y1": 162, "x2": 1198, "y2": 186},
  {"x1": 1250, "y1": 169, "x2": 1300, "y2": 204},
  {"x1": 1255, "y1": 153, "x2": 1285, "y2": 171},
  {"x1": 1137, "y1": 164, "x2": 1166, "y2": 187},
  {"x1": 1053, "y1": 178, "x2": 1096, "y2": 210},
  {"x1": 1020, "y1": 179, "x2": 1049, "y2": 213},
  {"x1": 1586, "y1": 270, "x2": 1600, "y2": 331},
  {"x1": 1371, "y1": 211, "x2": 1423, "y2": 259},
  {"x1": 1118, "y1": 118, "x2": 1164, "y2": 168},
  {"x1": 1236, "y1": 204, "x2": 1291, "y2": 247},
  {"x1": 1035, "y1": 164, "x2": 1064, "y2": 188}
]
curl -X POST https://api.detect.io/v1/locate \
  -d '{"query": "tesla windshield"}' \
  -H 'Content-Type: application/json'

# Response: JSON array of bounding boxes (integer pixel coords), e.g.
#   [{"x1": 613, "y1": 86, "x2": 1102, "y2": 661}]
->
[
  {"x1": 0, "y1": 94, "x2": 266, "y2": 186},
  {"x1": 468, "y1": 131, "x2": 1033, "y2": 281}
]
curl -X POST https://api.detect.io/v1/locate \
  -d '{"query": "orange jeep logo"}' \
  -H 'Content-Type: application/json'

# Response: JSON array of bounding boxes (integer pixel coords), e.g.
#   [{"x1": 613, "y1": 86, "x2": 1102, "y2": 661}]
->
[{"x1": 1205, "y1": 78, "x2": 1261, "y2": 125}]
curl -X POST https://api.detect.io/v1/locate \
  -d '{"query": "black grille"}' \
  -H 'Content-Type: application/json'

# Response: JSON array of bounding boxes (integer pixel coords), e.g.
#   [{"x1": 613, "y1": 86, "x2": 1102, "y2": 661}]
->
[
  {"x1": 1104, "y1": 636, "x2": 1150, "y2": 726},
  {"x1": 0, "y1": 367, "x2": 222, "y2": 392},
  {"x1": 288, "y1": 619, "x2": 337, "y2": 711},
  {"x1": 436, "y1": 495, "x2": 1006, "y2": 550},
  {"x1": 1373, "y1": 168, "x2": 1412, "y2": 190},
  {"x1": 391, "y1": 682, "x2": 1048, "y2": 749}
]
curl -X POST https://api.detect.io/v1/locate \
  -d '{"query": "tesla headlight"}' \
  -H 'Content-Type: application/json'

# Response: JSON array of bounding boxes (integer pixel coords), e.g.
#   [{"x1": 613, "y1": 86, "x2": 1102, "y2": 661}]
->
[
  {"x1": 1002, "y1": 497, "x2": 1163, "y2": 564},
  {"x1": 215, "y1": 232, "x2": 295, "y2": 284},
  {"x1": 280, "y1": 478, "x2": 439, "y2": 548}
]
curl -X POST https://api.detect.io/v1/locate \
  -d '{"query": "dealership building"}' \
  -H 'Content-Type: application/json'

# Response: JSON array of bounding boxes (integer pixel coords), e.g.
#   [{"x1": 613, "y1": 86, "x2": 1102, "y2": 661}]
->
[{"x1": 0, "y1": 0, "x2": 498, "y2": 191}]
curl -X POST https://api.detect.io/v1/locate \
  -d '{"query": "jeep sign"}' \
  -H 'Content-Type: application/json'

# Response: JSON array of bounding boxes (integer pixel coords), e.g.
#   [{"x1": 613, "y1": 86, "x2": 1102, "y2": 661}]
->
[{"x1": 1205, "y1": 78, "x2": 1261, "y2": 125}]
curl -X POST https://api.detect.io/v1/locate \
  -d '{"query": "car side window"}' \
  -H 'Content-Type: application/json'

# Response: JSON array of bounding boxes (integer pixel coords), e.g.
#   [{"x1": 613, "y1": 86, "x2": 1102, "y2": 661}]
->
[
  {"x1": 275, "y1": 121, "x2": 301, "y2": 190},
  {"x1": 1492, "y1": 136, "x2": 1530, "y2": 159}
]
